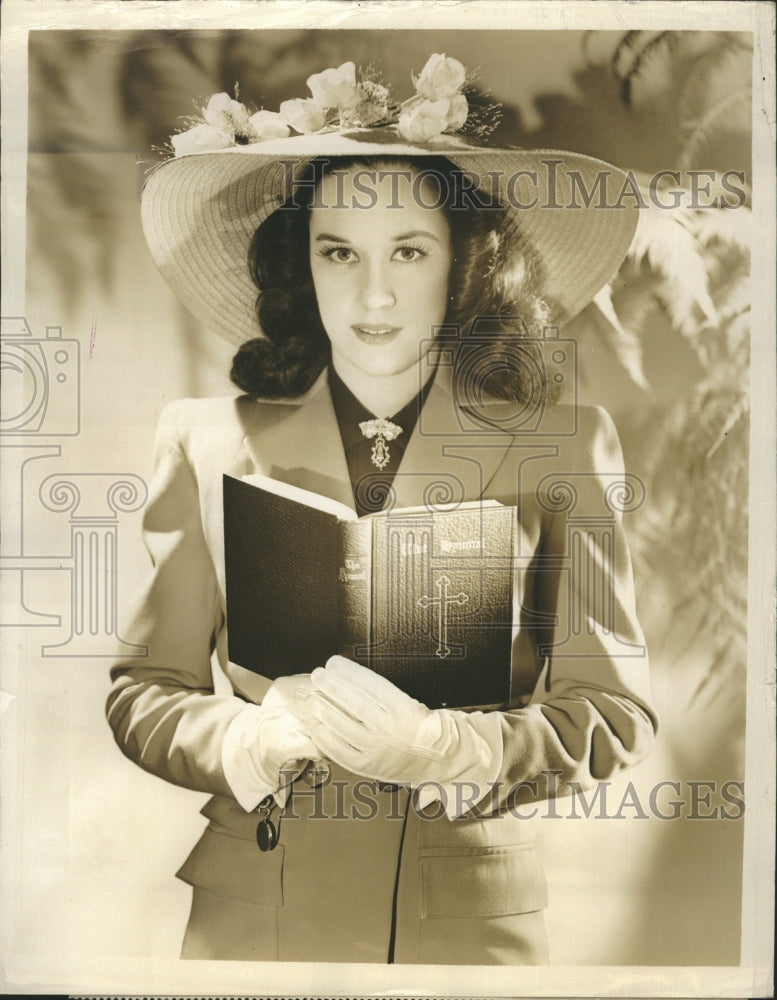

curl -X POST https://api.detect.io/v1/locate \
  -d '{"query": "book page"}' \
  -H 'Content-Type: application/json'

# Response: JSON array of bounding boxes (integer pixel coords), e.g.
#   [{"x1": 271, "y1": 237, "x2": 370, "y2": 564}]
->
[
  {"x1": 369, "y1": 498, "x2": 503, "y2": 517},
  {"x1": 242, "y1": 470, "x2": 359, "y2": 521}
]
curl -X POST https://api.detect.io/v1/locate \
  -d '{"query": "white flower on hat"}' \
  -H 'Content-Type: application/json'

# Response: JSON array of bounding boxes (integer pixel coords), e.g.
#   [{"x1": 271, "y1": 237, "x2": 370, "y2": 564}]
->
[
  {"x1": 171, "y1": 123, "x2": 234, "y2": 155},
  {"x1": 446, "y1": 93, "x2": 469, "y2": 131},
  {"x1": 397, "y1": 94, "x2": 469, "y2": 143},
  {"x1": 280, "y1": 97, "x2": 327, "y2": 134},
  {"x1": 202, "y1": 92, "x2": 252, "y2": 137},
  {"x1": 307, "y1": 61, "x2": 362, "y2": 110},
  {"x1": 172, "y1": 91, "x2": 281, "y2": 155},
  {"x1": 248, "y1": 110, "x2": 291, "y2": 140},
  {"x1": 397, "y1": 99, "x2": 452, "y2": 143},
  {"x1": 412, "y1": 54, "x2": 466, "y2": 101}
]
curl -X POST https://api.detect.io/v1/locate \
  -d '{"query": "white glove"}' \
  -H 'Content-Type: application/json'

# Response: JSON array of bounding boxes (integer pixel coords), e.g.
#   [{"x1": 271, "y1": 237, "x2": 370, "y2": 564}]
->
[
  {"x1": 308, "y1": 656, "x2": 504, "y2": 819},
  {"x1": 222, "y1": 674, "x2": 319, "y2": 811}
]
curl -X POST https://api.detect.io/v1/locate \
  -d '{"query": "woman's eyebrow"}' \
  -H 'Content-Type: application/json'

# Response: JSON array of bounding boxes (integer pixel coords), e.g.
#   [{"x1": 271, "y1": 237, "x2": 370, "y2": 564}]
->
[
  {"x1": 312, "y1": 229, "x2": 441, "y2": 243},
  {"x1": 393, "y1": 230, "x2": 440, "y2": 243}
]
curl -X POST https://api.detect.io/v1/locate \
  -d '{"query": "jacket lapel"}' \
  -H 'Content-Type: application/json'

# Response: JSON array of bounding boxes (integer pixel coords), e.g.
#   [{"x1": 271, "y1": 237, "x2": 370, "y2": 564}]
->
[
  {"x1": 390, "y1": 365, "x2": 515, "y2": 511},
  {"x1": 242, "y1": 372, "x2": 356, "y2": 512}
]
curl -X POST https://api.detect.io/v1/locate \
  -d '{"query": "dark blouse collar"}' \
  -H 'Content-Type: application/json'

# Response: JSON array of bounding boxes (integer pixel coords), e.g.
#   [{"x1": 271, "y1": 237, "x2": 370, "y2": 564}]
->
[{"x1": 327, "y1": 363, "x2": 435, "y2": 451}]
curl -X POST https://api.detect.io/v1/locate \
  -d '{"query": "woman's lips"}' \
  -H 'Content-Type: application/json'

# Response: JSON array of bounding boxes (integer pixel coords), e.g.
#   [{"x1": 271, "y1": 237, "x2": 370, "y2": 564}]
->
[{"x1": 352, "y1": 324, "x2": 402, "y2": 344}]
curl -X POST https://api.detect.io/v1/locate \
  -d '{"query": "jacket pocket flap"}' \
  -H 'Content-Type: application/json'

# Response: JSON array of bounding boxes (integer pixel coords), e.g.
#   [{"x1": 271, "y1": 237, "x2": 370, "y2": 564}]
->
[
  {"x1": 176, "y1": 827, "x2": 284, "y2": 906},
  {"x1": 421, "y1": 845, "x2": 547, "y2": 918}
]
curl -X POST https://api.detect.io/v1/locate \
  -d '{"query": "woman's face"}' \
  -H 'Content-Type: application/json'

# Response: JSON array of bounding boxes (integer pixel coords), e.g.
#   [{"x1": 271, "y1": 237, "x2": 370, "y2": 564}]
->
[{"x1": 309, "y1": 164, "x2": 452, "y2": 383}]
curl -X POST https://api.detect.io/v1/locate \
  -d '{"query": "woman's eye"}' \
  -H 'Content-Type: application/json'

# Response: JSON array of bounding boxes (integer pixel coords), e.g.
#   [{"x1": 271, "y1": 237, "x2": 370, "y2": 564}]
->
[
  {"x1": 326, "y1": 247, "x2": 355, "y2": 263},
  {"x1": 318, "y1": 244, "x2": 427, "y2": 264},
  {"x1": 394, "y1": 246, "x2": 426, "y2": 262}
]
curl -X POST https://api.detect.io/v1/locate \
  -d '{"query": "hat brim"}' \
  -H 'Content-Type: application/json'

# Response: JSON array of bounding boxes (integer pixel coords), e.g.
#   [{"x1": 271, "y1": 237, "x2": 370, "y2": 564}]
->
[{"x1": 141, "y1": 130, "x2": 638, "y2": 345}]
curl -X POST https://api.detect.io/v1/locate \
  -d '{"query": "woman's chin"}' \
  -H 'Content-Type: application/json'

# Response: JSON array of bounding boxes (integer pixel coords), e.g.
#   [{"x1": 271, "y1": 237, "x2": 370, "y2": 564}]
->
[
  {"x1": 353, "y1": 358, "x2": 420, "y2": 381},
  {"x1": 333, "y1": 346, "x2": 420, "y2": 380}
]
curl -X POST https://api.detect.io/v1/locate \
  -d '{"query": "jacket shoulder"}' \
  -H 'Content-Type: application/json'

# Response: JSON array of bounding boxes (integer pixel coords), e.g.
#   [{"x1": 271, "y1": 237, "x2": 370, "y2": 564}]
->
[
  {"x1": 159, "y1": 394, "x2": 252, "y2": 426},
  {"x1": 477, "y1": 399, "x2": 620, "y2": 459},
  {"x1": 156, "y1": 392, "x2": 314, "y2": 467},
  {"x1": 491, "y1": 403, "x2": 625, "y2": 496},
  {"x1": 557, "y1": 403, "x2": 623, "y2": 474},
  {"x1": 159, "y1": 393, "x2": 302, "y2": 436}
]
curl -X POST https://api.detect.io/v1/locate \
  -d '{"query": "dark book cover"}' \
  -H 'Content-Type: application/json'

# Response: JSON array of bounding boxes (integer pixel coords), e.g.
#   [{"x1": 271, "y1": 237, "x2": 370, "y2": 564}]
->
[{"x1": 224, "y1": 474, "x2": 515, "y2": 708}]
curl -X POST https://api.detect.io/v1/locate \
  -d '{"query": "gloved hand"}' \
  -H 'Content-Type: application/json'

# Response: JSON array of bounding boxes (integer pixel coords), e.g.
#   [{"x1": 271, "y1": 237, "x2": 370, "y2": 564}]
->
[
  {"x1": 308, "y1": 656, "x2": 504, "y2": 818},
  {"x1": 222, "y1": 674, "x2": 320, "y2": 811}
]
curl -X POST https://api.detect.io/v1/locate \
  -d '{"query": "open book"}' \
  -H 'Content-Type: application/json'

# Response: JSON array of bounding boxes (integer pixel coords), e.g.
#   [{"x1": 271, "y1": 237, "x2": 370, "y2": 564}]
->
[{"x1": 223, "y1": 473, "x2": 517, "y2": 708}]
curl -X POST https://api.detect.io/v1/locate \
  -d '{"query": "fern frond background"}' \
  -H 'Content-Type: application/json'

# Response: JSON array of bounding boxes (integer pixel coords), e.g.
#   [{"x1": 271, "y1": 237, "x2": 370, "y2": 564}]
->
[{"x1": 603, "y1": 32, "x2": 751, "y2": 709}]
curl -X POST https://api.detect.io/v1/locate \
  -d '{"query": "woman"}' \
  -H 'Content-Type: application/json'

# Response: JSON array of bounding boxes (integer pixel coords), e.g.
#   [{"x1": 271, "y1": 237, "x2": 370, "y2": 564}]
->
[{"x1": 107, "y1": 58, "x2": 656, "y2": 964}]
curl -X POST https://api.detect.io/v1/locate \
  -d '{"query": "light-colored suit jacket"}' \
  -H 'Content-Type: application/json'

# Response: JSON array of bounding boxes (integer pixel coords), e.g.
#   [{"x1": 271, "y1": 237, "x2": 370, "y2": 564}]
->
[{"x1": 107, "y1": 365, "x2": 656, "y2": 964}]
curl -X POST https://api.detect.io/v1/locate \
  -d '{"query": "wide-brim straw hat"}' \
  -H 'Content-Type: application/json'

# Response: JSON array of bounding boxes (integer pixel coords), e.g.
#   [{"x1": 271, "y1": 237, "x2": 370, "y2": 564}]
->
[{"x1": 141, "y1": 128, "x2": 638, "y2": 346}]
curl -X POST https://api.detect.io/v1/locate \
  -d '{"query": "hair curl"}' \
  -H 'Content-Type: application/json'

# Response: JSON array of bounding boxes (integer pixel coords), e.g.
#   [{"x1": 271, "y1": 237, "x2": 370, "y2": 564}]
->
[{"x1": 231, "y1": 156, "x2": 553, "y2": 406}]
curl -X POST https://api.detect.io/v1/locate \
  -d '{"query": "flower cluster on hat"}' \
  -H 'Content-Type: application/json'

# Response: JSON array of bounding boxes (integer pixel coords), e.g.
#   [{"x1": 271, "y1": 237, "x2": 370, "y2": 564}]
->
[
  {"x1": 171, "y1": 91, "x2": 289, "y2": 155},
  {"x1": 280, "y1": 61, "x2": 392, "y2": 132},
  {"x1": 168, "y1": 53, "x2": 483, "y2": 157},
  {"x1": 397, "y1": 54, "x2": 469, "y2": 142}
]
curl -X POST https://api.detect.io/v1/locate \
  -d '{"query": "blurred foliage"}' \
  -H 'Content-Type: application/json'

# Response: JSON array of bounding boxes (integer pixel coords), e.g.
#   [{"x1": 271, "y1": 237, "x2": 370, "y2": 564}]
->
[
  {"x1": 569, "y1": 31, "x2": 751, "y2": 715},
  {"x1": 601, "y1": 29, "x2": 753, "y2": 168}
]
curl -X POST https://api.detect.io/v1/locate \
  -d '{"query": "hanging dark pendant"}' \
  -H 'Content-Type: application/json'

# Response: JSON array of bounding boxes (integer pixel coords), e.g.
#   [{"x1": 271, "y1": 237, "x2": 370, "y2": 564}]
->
[
  {"x1": 255, "y1": 794, "x2": 278, "y2": 852},
  {"x1": 256, "y1": 817, "x2": 278, "y2": 852}
]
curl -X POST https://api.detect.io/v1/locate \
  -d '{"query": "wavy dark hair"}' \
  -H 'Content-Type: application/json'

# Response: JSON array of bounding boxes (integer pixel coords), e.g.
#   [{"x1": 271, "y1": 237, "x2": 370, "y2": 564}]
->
[{"x1": 231, "y1": 156, "x2": 553, "y2": 405}]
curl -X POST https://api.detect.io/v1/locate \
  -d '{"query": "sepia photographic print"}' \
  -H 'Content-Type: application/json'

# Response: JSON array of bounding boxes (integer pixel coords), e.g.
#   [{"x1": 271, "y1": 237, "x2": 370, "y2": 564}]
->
[{"x1": 0, "y1": 1, "x2": 774, "y2": 997}]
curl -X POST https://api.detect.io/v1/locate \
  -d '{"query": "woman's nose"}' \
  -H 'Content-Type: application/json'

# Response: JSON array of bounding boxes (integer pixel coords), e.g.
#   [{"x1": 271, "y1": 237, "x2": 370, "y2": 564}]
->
[{"x1": 360, "y1": 263, "x2": 396, "y2": 311}]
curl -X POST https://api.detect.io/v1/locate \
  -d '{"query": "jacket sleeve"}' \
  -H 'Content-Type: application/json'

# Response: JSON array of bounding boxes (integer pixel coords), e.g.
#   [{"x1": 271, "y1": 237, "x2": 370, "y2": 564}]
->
[
  {"x1": 479, "y1": 405, "x2": 657, "y2": 814},
  {"x1": 106, "y1": 401, "x2": 246, "y2": 798}
]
